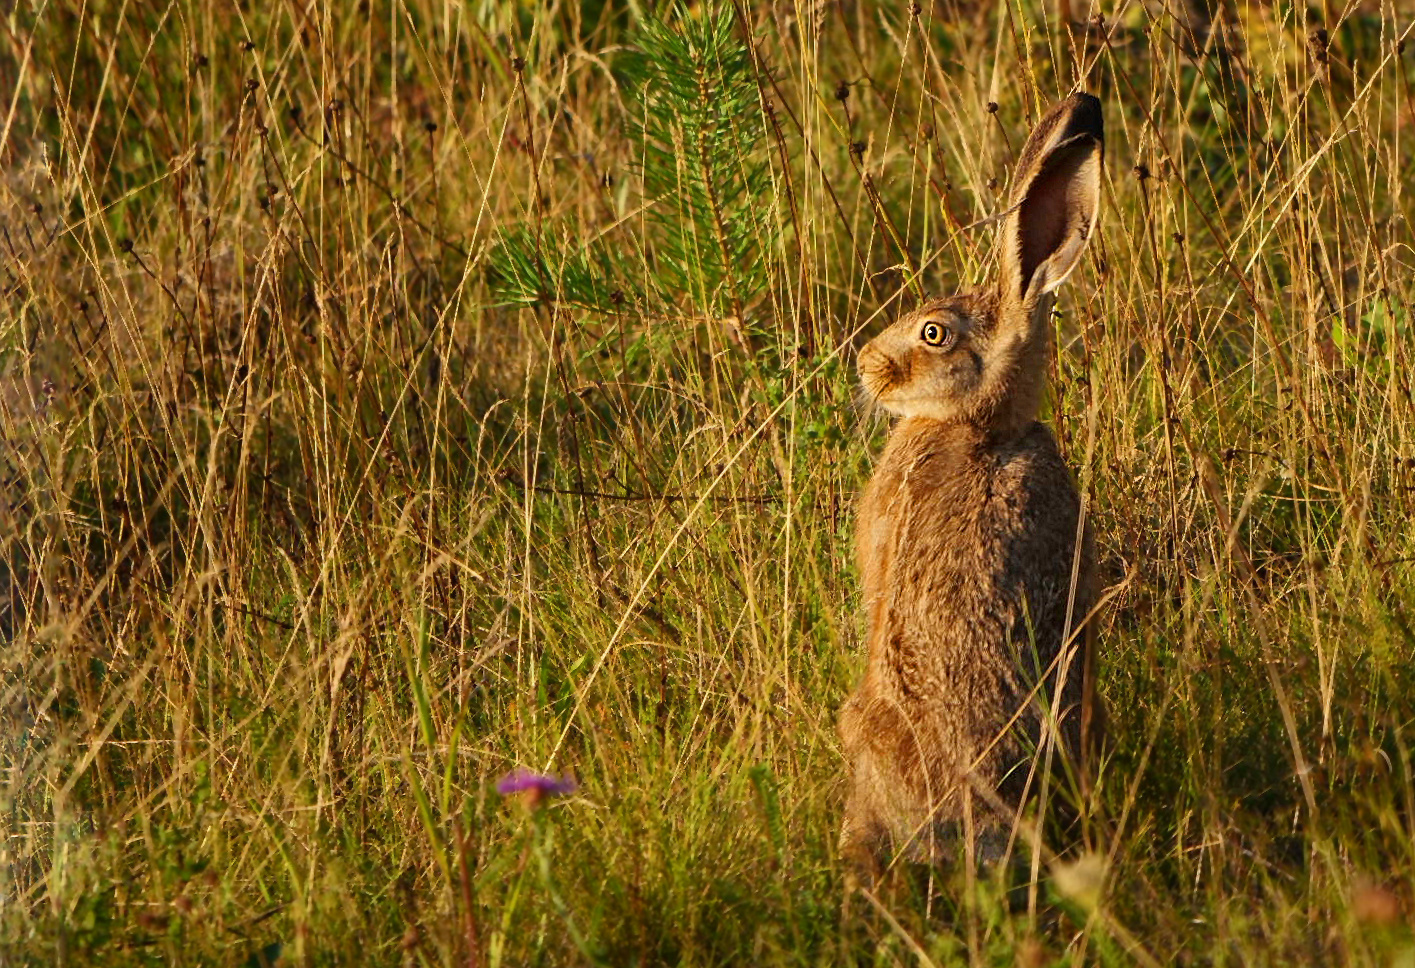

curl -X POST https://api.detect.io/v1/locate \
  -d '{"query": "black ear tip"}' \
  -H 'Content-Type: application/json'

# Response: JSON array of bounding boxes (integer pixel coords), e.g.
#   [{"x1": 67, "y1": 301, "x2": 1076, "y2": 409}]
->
[{"x1": 1063, "y1": 92, "x2": 1104, "y2": 141}]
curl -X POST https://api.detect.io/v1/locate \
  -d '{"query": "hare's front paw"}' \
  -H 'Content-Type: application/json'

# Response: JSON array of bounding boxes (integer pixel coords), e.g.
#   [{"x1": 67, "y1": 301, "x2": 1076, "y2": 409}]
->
[{"x1": 839, "y1": 787, "x2": 887, "y2": 885}]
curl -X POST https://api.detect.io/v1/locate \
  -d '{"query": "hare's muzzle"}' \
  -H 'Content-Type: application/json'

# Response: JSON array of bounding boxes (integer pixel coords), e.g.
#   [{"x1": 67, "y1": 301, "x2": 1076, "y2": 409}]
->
[{"x1": 858, "y1": 344, "x2": 906, "y2": 399}]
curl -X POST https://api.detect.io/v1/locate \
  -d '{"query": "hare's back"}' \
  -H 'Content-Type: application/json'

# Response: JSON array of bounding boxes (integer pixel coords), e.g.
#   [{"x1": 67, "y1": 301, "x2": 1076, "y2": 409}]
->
[
  {"x1": 879, "y1": 419, "x2": 1088, "y2": 656},
  {"x1": 986, "y1": 422, "x2": 1090, "y2": 642}
]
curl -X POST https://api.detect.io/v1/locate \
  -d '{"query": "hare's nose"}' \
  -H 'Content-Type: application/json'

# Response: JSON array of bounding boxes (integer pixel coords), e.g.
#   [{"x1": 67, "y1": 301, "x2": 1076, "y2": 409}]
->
[{"x1": 860, "y1": 347, "x2": 902, "y2": 384}]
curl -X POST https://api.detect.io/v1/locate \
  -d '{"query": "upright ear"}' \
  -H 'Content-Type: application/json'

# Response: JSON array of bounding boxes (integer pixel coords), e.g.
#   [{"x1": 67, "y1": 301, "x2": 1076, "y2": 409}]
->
[{"x1": 998, "y1": 93, "x2": 1104, "y2": 306}]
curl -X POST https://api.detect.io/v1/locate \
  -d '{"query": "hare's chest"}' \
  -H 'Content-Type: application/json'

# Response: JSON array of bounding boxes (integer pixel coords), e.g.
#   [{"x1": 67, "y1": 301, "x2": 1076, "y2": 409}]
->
[
  {"x1": 861, "y1": 450, "x2": 1003, "y2": 583},
  {"x1": 883, "y1": 442, "x2": 1082, "y2": 611}
]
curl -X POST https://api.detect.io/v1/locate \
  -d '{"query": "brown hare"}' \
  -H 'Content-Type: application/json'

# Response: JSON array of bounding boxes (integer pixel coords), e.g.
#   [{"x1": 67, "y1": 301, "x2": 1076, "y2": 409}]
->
[{"x1": 839, "y1": 93, "x2": 1104, "y2": 877}]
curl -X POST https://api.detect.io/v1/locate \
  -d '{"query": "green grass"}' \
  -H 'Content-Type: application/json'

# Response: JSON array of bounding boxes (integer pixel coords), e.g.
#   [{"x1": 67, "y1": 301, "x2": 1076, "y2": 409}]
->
[{"x1": 5, "y1": 0, "x2": 1415, "y2": 963}]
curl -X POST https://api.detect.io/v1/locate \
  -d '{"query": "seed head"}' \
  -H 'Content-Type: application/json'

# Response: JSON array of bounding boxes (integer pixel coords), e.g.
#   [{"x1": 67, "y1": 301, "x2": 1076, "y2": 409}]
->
[{"x1": 1051, "y1": 852, "x2": 1105, "y2": 911}]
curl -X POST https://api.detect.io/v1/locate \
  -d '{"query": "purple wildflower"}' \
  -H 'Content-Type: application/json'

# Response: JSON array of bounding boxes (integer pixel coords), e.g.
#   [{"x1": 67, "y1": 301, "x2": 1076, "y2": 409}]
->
[{"x1": 496, "y1": 768, "x2": 576, "y2": 808}]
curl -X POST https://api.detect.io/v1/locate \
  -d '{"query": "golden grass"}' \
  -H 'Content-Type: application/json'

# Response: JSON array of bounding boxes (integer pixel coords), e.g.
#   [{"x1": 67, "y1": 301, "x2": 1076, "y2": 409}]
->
[{"x1": 4, "y1": 0, "x2": 1415, "y2": 963}]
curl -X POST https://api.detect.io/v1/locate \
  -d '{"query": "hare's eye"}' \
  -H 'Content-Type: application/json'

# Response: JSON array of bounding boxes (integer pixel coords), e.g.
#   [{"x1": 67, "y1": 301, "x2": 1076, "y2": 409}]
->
[{"x1": 920, "y1": 321, "x2": 951, "y2": 347}]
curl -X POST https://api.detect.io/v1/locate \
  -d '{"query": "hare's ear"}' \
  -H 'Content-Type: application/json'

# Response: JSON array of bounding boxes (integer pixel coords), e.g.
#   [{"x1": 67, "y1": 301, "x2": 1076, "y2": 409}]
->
[{"x1": 998, "y1": 93, "x2": 1103, "y2": 306}]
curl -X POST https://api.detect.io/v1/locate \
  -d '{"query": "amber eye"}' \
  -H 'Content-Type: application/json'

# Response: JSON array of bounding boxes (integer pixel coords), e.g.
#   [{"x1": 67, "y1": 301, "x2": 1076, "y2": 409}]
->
[{"x1": 920, "y1": 321, "x2": 952, "y2": 347}]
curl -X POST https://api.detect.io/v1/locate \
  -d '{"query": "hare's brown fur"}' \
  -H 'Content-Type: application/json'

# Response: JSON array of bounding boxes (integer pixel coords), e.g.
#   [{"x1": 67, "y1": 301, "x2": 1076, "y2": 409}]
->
[{"x1": 839, "y1": 94, "x2": 1105, "y2": 875}]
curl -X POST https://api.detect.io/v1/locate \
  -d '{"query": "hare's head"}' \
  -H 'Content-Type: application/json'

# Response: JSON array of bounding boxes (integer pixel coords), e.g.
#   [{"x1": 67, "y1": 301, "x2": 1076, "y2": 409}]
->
[{"x1": 859, "y1": 93, "x2": 1104, "y2": 435}]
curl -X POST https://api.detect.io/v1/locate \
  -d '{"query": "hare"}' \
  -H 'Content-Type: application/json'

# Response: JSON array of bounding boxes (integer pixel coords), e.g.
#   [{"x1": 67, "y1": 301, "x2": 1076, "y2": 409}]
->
[{"x1": 839, "y1": 93, "x2": 1104, "y2": 876}]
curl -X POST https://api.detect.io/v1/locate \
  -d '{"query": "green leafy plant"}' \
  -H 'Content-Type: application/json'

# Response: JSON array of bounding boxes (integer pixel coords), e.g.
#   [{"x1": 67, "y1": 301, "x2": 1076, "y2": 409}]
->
[
  {"x1": 491, "y1": 2, "x2": 775, "y2": 319},
  {"x1": 618, "y1": 3, "x2": 775, "y2": 315}
]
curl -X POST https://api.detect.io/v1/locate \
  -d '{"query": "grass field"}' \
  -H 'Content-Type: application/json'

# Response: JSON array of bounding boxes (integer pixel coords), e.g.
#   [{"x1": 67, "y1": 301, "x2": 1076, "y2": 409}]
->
[{"x1": 5, "y1": 0, "x2": 1415, "y2": 963}]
